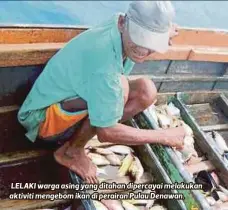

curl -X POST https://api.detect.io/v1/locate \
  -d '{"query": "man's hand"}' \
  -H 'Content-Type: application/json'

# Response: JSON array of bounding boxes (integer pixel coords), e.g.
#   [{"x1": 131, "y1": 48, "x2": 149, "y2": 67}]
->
[
  {"x1": 169, "y1": 23, "x2": 179, "y2": 46},
  {"x1": 163, "y1": 126, "x2": 185, "y2": 150}
]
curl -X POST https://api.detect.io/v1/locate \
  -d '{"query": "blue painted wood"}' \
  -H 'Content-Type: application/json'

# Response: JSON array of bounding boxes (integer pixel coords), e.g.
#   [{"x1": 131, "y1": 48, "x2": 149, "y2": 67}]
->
[
  {"x1": 131, "y1": 60, "x2": 170, "y2": 75},
  {"x1": 159, "y1": 61, "x2": 227, "y2": 92},
  {"x1": 0, "y1": 65, "x2": 43, "y2": 96}
]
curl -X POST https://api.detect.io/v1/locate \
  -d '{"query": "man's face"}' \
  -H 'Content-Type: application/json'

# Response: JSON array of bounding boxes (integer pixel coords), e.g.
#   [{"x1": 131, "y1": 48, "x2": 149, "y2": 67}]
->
[
  {"x1": 118, "y1": 15, "x2": 172, "y2": 63},
  {"x1": 122, "y1": 29, "x2": 155, "y2": 63}
]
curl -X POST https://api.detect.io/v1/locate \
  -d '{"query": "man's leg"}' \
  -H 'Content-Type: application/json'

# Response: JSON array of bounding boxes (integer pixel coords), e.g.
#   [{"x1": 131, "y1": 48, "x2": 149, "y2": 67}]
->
[{"x1": 54, "y1": 76, "x2": 157, "y2": 183}]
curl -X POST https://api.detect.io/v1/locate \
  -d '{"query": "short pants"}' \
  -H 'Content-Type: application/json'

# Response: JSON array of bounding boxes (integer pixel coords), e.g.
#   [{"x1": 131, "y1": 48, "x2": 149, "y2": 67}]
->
[{"x1": 38, "y1": 102, "x2": 88, "y2": 145}]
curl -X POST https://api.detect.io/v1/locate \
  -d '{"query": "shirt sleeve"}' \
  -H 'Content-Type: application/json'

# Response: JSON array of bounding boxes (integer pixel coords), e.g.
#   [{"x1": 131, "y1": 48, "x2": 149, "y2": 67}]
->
[{"x1": 86, "y1": 72, "x2": 124, "y2": 127}]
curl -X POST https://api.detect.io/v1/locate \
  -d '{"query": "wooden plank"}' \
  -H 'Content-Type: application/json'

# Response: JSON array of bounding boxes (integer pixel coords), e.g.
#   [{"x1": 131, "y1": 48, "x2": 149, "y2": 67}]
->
[
  {"x1": 0, "y1": 43, "x2": 64, "y2": 67},
  {"x1": 0, "y1": 105, "x2": 19, "y2": 113},
  {"x1": 1, "y1": 44, "x2": 228, "y2": 68},
  {"x1": 1, "y1": 26, "x2": 228, "y2": 47},
  {"x1": 0, "y1": 150, "x2": 49, "y2": 165},
  {"x1": 0, "y1": 196, "x2": 71, "y2": 210},
  {"x1": 0, "y1": 154, "x2": 70, "y2": 198},
  {"x1": 0, "y1": 65, "x2": 43, "y2": 106},
  {"x1": 0, "y1": 110, "x2": 39, "y2": 153},
  {"x1": 129, "y1": 74, "x2": 228, "y2": 82},
  {"x1": 188, "y1": 48, "x2": 228, "y2": 62},
  {"x1": 201, "y1": 124, "x2": 228, "y2": 132},
  {"x1": 0, "y1": 27, "x2": 86, "y2": 44},
  {"x1": 173, "y1": 28, "x2": 228, "y2": 48}
]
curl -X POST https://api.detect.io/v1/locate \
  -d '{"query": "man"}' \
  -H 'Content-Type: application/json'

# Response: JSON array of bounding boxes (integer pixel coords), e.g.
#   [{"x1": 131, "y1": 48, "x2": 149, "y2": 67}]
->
[{"x1": 18, "y1": 1, "x2": 186, "y2": 184}]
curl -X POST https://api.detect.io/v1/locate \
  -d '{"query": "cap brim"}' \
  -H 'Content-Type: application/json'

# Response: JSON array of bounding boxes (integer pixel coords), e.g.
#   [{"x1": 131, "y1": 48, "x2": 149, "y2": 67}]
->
[{"x1": 128, "y1": 19, "x2": 170, "y2": 54}]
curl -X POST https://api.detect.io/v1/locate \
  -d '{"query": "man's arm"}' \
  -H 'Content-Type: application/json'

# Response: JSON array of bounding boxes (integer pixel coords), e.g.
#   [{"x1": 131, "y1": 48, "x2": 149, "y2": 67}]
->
[{"x1": 96, "y1": 123, "x2": 185, "y2": 150}]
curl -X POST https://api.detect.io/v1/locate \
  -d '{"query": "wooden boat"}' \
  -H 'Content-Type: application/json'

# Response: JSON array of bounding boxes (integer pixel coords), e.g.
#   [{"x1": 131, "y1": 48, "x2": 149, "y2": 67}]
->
[{"x1": 0, "y1": 24, "x2": 228, "y2": 210}]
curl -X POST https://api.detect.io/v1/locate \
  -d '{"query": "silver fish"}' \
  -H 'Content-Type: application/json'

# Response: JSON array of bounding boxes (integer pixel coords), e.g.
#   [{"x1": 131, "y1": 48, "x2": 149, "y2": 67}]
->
[
  {"x1": 105, "y1": 153, "x2": 121, "y2": 166},
  {"x1": 217, "y1": 191, "x2": 228, "y2": 202},
  {"x1": 91, "y1": 147, "x2": 113, "y2": 155},
  {"x1": 149, "y1": 205, "x2": 167, "y2": 210},
  {"x1": 146, "y1": 199, "x2": 155, "y2": 208},
  {"x1": 206, "y1": 196, "x2": 216, "y2": 206},
  {"x1": 147, "y1": 104, "x2": 159, "y2": 125},
  {"x1": 212, "y1": 131, "x2": 228, "y2": 153},
  {"x1": 180, "y1": 121, "x2": 193, "y2": 136},
  {"x1": 93, "y1": 200, "x2": 108, "y2": 210},
  {"x1": 157, "y1": 113, "x2": 171, "y2": 129},
  {"x1": 107, "y1": 145, "x2": 133, "y2": 155},
  {"x1": 166, "y1": 102, "x2": 180, "y2": 117},
  {"x1": 219, "y1": 185, "x2": 228, "y2": 196},
  {"x1": 88, "y1": 153, "x2": 110, "y2": 166},
  {"x1": 100, "y1": 200, "x2": 124, "y2": 210},
  {"x1": 96, "y1": 167, "x2": 108, "y2": 176},
  {"x1": 122, "y1": 201, "x2": 140, "y2": 210}
]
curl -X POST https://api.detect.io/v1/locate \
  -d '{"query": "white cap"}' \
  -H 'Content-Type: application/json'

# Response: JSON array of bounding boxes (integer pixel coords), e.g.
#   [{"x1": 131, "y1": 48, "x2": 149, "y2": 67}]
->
[{"x1": 126, "y1": 1, "x2": 175, "y2": 53}]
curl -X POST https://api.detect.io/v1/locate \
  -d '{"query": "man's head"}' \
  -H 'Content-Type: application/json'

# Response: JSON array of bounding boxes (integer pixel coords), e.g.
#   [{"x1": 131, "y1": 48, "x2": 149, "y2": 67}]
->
[{"x1": 118, "y1": 1, "x2": 175, "y2": 63}]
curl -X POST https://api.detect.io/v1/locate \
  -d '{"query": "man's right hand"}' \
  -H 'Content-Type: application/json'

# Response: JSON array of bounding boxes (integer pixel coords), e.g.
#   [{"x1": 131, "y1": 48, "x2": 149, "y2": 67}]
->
[{"x1": 162, "y1": 126, "x2": 186, "y2": 150}]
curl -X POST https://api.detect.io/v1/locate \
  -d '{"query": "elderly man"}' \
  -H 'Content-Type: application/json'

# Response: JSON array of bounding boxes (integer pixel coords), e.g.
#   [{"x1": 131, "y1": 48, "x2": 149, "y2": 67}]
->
[{"x1": 18, "y1": 1, "x2": 186, "y2": 184}]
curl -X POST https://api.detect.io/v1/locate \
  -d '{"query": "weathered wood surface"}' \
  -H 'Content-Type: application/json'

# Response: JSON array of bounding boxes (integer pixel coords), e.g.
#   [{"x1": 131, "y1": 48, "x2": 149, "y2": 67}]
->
[
  {"x1": 0, "y1": 196, "x2": 71, "y2": 210},
  {"x1": 129, "y1": 74, "x2": 228, "y2": 82},
  {"x1": 201, "y1": 124, "x2": 228, "y2": 131},
  {"x1": 1, "y1": 26, "x2": 228, "y2": 47},
  {"x1": 0, "y1": 153, "x2": 70, "y2": 198},
  {"x1": 1, "y1": 43, "x2": 228, "y2": 67}
]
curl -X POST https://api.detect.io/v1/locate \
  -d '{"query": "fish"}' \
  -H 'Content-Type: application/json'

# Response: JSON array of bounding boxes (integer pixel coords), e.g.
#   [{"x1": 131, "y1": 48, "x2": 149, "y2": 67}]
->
[
  {"x1": 105, "y1": 153, "x2": 121, "y2": 166},
  {"x1": 104, "y1": 172, "x2": 153, "y2": 187},
  {"x1": 87, "y1": 153, "x2": 110, "y2": 166},
  {"x1": 90, "y1": 147, "x2": 113, "y2": 155},
  {"x1": 180, "y1": 121, "x2": 193, "y2": 136},
  {"x1": 85, "y1": 139, "x2": 116, "y2": 148},
  {"x1": 118, "y1": 153, "x2": 134, "y2": 177},
  {"x1": 179, "y1": 147, "x2": 192, "y2": 163},
  {"x1": 129, "y1": 156, "x2": 144, "y2": 181},
  {"x1": 171, "y1": 117, "x2": 182, "y2": 128},
  {"x1": 185, "y1": 160, "x2": 215, "y2": 174},
  {"x1": 93, "y1": 200, "x2": 108, "y2": 210},
  {"x1": 206, "y1": 196, "x2": 216, "y2": 206},
  {"x1": 219, "y1": 185, "x2": 228, "y2": 196},
  {"x1": 166, "y1": 102, "x2": 180, "y2": 117},
  {"x1": 175, "y1": 150, "x2": 185, "y2": 163},
  {"x1": 184, "y1": 136, "x2": 195, "y2": 147},
  {"x1": 156, "y1": 113, "x2": 171, "y2": 129},
  {"x1": 217, "y1": 191, "x2": 228, "y2": 202},
  {"x1": 122, "y1": 201, "x2": 140, "y2": 210},
  {"x1": 211, "y1": 131, "x2": 228, "y2": 154},
  {"x1": 106, "y1": 145, "x2": 133, "y2": 155},
  {"x1": 187, "y1": 156, "x2": 205, "y2": 165},
  {"x1": 147, "y1": 104, "x2": 159, "y2": 125},
  {"x1": 100, "y1": 200, "x2": 124, "y2": 210},
  {"x1": 124, "y1": 199, "x2": 148, "y2": 205},
  {"x1": 213, "y1": 201, "x2": 228, "y2": 210},
  {"x1": 146, "y1": 199, "x2": 155, "y2": 208},
  {"x1": 96, "y1": 167, "x2": 108, "y2": 176},
  {"x1": 149, "y1": 205, "x2": 167, "y2": 210}
]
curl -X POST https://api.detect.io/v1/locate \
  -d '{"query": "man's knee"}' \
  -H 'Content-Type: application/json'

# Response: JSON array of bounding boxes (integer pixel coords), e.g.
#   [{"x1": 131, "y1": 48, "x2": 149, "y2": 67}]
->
[{"x1": 136, "y1": 78, "x2": 157, "y2": 108}]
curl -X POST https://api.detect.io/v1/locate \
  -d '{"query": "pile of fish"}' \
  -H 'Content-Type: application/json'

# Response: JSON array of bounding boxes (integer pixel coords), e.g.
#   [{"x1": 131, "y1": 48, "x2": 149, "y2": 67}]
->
[
  {"x1": 147, "y1": 102, "x2": 228, "y2": 209},
  {"x1": 147, "y1": 102, "x2": 203, "y2": 167},
  {"x1": 84, "y1": 140, "x2": 167, "y2": 210}
]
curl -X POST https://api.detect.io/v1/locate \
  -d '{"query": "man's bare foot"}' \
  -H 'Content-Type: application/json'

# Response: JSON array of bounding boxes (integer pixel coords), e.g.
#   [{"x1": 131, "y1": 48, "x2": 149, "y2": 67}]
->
[
  {"x1": 54, "y1": 142, "x2": 98, "y2": 184},
  {"x1": 163, "y1": 126, "x2": 186, "y2": 150}
]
